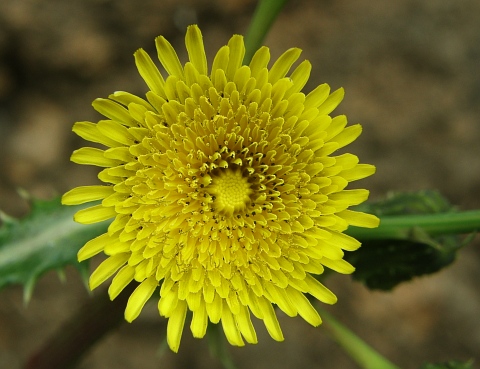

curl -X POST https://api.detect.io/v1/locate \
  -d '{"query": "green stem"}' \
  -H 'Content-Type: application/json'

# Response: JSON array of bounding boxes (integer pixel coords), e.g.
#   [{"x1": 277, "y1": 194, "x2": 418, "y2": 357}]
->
[
  {"x1": 207, "y1": 324, "x2": 238, "y2": 369},
  {"x1": 347, "y1": 210, "x2": 480, "y2": 241},
  {"x1": 244, "y1": 0, "x2": 290, "y2": 63},
  {"x1": 320, "y1": 309, "x2": 402, "y2": 369}
]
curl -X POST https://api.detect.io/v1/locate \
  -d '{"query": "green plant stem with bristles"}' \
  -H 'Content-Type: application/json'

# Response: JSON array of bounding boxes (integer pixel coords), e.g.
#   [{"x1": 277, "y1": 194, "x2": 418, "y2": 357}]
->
[
  {"x1": 244, "y1": 0, "x2": 290, "y2": 63},
  {"x1": 347, "y1": 210, "x2": 480, "y2": 241},
  {"x1": 319, "y1": 309, "x2": 402, "y2": 369}
]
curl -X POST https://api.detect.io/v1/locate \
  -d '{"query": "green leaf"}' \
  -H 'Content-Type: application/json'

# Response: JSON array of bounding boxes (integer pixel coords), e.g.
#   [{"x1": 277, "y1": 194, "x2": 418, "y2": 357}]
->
[
  {"x1": 419, "y1": 360, "x2": 474, "y2": 369},
  {"x1": 0, "y1": 197, "x2": 109, "y2": 302},
  {"x1": 346, "y1": 235, "x2": 466, "y2": 291},
  {"x1": 359, "y1": 190, "x2": 455, "y2": 216},
  {"x1": 347, "y1": 191, "x2": 473, "y2": 291}
]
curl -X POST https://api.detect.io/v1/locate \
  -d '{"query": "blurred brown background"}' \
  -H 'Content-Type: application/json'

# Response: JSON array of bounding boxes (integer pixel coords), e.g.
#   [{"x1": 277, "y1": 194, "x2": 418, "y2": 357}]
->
[{"x1": 0, "y1": 0, "x2": 479, "y2": 368}]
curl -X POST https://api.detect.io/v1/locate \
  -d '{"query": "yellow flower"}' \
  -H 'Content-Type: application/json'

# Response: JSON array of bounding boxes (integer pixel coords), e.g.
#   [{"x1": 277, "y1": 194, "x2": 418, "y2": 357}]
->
[{"x1": 62, "y1": 25, "x2": 379, "y2": 352}]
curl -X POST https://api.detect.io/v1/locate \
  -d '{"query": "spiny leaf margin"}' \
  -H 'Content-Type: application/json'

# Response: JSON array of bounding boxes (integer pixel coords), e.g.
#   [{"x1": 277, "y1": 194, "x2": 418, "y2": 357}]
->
[{"x1": 0, "y1": 197, "x2": 109, "y2": 302}]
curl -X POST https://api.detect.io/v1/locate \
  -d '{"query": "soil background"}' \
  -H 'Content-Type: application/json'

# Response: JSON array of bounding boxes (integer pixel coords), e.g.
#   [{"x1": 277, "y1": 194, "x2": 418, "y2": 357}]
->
[{"x1": 1, "y1": 0, "x2": 480, "y2": 368}]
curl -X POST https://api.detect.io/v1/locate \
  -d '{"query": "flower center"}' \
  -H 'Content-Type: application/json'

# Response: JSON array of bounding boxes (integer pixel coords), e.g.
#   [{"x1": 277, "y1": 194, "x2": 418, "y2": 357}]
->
[{"x1": 208, "y1": 169, "x2": 252, "y2": 215}]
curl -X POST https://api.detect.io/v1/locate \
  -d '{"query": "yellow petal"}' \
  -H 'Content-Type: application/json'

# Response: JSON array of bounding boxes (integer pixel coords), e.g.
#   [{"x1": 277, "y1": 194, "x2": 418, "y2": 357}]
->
[
  {"x1": 286, "y1": 60, "x2": 312, "y2": 96},
  {"x1": 202, "y1": 283, "x2": 215, "y2": 304},
  {"x1": 163, "y1": 75, "x2": 180, "y2": 101},
  {"x1": 233, "y1": 65, "x2": 251, "y2": 94},
  {"x1": 325, "y1": 115, "x2": 348, "y2": 141},
  {"x1": 109, "y1": 91, "x2": 153, "y2": 110},
  {"x1": 92, "y1": 98, "x2": 136, "y2": 126},
  {"x1": 107, "y1": 213, "x2": 129, "y2": 236},
  {"x1": 235, "y1": 304, "x2": 257, "y2": 344},
  {"x1": 62, "y1": 185, "x2": 113, "y2": 205},
  {"x1": 74, "y1": 204, "x2": 116, "y2": 224},
  {"x1": 104, "y1": 147, "x2": 135, "y2": 162},
  {"x1": 333, "y1": 153, "x2": 359, "y2": 171},
  {"x1": 167, "y1": 299, "x2": 187, "y2": 353},
  {"x1": 206, "y1": 292, "x2": 223, "y2": 323},
  {"x1": 317, "y1": 87, "x2": 345, "y2": 116},
  {"x1": 324, "y1": 231, "x2": 361, "y2": 251},
  {"x1": 315, "y1": 141, "x2": 340, "y2": 157},
  {"x1": 304, "y1": 274, "x2": 337, "y2": 304},
  {"x1": 155, "y1": 35, "x2": 184, "y2": 79},
  {"x1": 71, "y1": 147, "x2": 120, "y2": 167},
  {"x1": 97, "y1": 120, "x2": 135, "y2": 146},
  {"x1": 303, "y1": 261, "x2": 325, "y2": 275},
  {"x1": 158, "y1": 284, "x2": 179, "y2": 317},
  {"x1": 286, "y1": 286, "x2": 322, "y2": 326},
  {"x1": 134, "y1": 48, "x2": 166, "y2": 97},
  {"x1": 257, "y1": 296, "x2": 284, "y2": 341},
  {"x1": 330, "y1": 124, "x2": 363, "y2": 150},
  {"x1": 246, "y1": 289, "x2": 263, "y2": 319},
  {"x1": 185, "y1": 25, "x2": 207, "y2": 75},
  {"x1": 213, "y1": 68, "x2": 227, "y2": 94},
  {"x1": 264, "y1": 282, "x2": 297, "y2": 317},
  {"x1": 226, "y1": 290, "x2": 241, "y2": 315},
  {"x1": 211, "y1": 45, "x2": 229, "y2": 79},
  {"x1": 225, "y1": 34, "x2": 245, "y2": 81},
  {"x1": 72, "y1": 121, "x2": 121, "y2": 147},
  {"x1": 329, "y1": 189, "x2": 370, "y2": 206},
  {"x1": 171, "y1": 91, "x2": 189, "y2": 114},
  {"x1": 338, "y1": 210, "x2": 380, "y2": 229},
  {"x1": 297, "y1": 214, "x2": 315, "y2": 229},
  {"x1": 190, "y1": 302, "x2": 208, "y2": 338},
  {"x1": 77, "y1": 233, "x2": 111, "y2": 261},
  {"x1": 304, "y1": 83, "x2": 330, "y2": 110},
  {"x1": 125, "y1": 277, "x2": 158, "y2": 322},
  {"x1": 108, "y1": 265, "x2": 135, "y2": 300},
  {"x1": 268, "y1": 48, "x2": 302, "y2": 84},
  {"x1": 271, "y1": 78, "x2": 293, "y2": 107},
  {"x1": 146, "y1": 91, "x2": 167, "y2": 112},
  {"x1": 318, "y1": 244, "x2": 344, "y2": 260},
  {"x1": 221, "y1": 300, "x2": 244, "y2": 346},
  {"x1": 183, "y1": 62, "x2": 200, "y2": 87},
  {"x1": 89, "y1": 253, "x2": 129, "y2": 290},
  {"x1": 320, "y1": 257, "x2": 355, "y2": 275},
  {"x1": 254, "y1": 67, "x2": 268, "y2": 91},
  {"x1": 341, "y1": 164, "x2": 376, "y2": 182},
  {"x1": 304, "y1": 114, "x2": 331, "y2": 136},
  {"x1": 249, "y1": 46, "x2": 270, "y2": 78}
]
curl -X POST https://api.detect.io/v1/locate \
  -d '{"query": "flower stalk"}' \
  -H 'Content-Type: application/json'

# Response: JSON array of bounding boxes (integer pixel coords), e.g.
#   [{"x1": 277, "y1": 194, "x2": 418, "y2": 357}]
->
[
  {"x1": 320, "y1": 309, "x2": 402, "y2": 369},
  {"x1": 207, "y1": 324, "x2": 239, "y2": 369},
  {"x1": 244, "y1": 0, "x2": 290, "y2": 63},
  {"x1": 347, "y1": 210, "x2": 480, "y2": 241}
]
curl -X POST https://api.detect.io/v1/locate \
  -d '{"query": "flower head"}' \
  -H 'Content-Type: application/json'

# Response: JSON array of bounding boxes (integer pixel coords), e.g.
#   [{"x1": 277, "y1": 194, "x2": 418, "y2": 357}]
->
[{"x1": 62, "y1": 25, "x2": 379, "y2": 352}]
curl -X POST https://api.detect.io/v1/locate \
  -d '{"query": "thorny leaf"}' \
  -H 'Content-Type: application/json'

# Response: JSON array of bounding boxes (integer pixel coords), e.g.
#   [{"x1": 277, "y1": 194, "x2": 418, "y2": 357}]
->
[{"x1": 0, "y1": 197, "x2": 109, "y2": 302}]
